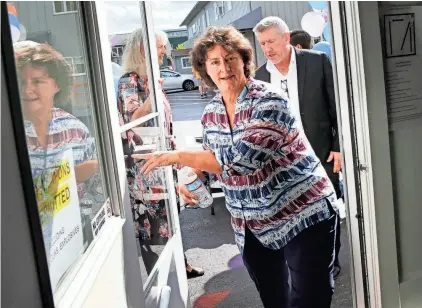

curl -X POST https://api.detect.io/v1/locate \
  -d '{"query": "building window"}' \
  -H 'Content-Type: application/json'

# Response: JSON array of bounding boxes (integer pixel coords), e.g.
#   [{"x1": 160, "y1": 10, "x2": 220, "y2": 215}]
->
[
  {"x1": 202, "y1": 14, "x2": 206, "y2": 29},
  {"x1": 111, "y1": 45, "x2": 124, "y2": 64},
  {"x1": 205, "y1": 9, "x2": 210, "y2": 26},
  {"x1": 192, "y1": 19, "x2": 201, "y2": 35},
  {"x1": 64, "y1": 56, "x2": 86, "y2": 76},
  {"x1": 214, "y1": 3, "x2": 219, "y2": 20},
  {"x1": 215, "y1": 1, "x2": 225, "y2": 18},
  {"x1": 53, "y1": 1, "x2": 77, "y2": 14},
  {"x1": 9, "y1": 0, "x2": 112, "y2": 296},
  {"x1": 227, "y1": 1, "x2": 233, "y2": 11},
  {"x1": 181, "y1": 57, "x2": 192, "y2": 69}
]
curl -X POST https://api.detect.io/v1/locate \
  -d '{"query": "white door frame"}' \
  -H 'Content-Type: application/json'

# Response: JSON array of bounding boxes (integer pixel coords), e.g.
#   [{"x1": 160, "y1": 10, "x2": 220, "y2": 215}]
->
[{"x1": 331, "y1": 2, "x2": 405, "y2": 307}]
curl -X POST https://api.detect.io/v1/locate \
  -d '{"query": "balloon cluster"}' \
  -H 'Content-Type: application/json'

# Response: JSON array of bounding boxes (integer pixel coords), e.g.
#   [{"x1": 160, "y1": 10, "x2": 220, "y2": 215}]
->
[
  {"x1": 301, "y1": 1, "x2": 332, "y2": 61},
  {"x1": 7, "y1": 3, "x2": 27, "y2": 42},
  {"x1": 301, "y1": 2, "x2": 330, "y2": 42}
]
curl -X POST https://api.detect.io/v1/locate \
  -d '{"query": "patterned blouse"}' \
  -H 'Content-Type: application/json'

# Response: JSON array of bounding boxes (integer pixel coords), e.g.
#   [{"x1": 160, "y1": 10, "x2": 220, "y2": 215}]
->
[
  {"x1": 202, "y1": 78, "x2": 338, "y2": 253},
  {"x1": 117, "y1": 72, "x2": 173, "y2": 242},
  {"x1": 25, "y1": 108, "x2": 104, "y2": 248}
]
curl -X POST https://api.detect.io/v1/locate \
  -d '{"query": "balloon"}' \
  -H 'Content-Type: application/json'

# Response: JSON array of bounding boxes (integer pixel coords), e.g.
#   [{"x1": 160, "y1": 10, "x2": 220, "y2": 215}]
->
[
  {"x1": 313, "y1": 41, "x2": 332, "y2": 61},
  {"x1": 322, "y1": 7, "x2": 329, "y2": 23},
  {"x1": 308, "y1": 1, "x2": 327, "y2": 11},
  {"x1": 322, "y1": 23, "x2": 331, "y2": 42},
  {"x1": 8, "y1": 13, "x2": 20, "y2": 29},
  {"x1": 7, "y1": 3, "x2": 17, "y2": 16},
  {"x1": 301, "y1": 11, "x2": 325, "y2": 38},
  {"x1": 19, "y1": 24, "x2": 27, "y2": 41},
  {"x1": 8, "y1": 14, "x2": 20, "y2": 42},
  {"x1": 10, "y1": 25, "x2": 20, "y2": 42}
]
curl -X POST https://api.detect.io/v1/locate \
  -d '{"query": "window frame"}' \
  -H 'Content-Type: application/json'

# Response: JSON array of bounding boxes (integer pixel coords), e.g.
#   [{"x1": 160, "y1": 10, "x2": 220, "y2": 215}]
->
[
  {"x1": 181, "y1": 57, "x2": 192, "y2": 69},
  {"x1": 53, "y1": 1, "x2": 78, "y2": 15},
  {"x1": 214, "y1": 3, "x2": 219, "y2": 20},
  {"x1": 64, "y1": 56, "x2": 87, "y2": 76},
  {"x1": 205, "y1": 9, "x2": 210, "y2": 26},
  {"x1": 3, "y1": 1, "x2": 129, "y2": 306}
]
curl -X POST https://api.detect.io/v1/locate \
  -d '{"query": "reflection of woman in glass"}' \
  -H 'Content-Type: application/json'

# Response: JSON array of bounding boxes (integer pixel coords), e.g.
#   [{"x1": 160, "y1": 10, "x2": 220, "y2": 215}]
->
[
  {"x1": 118, "y1": 29, "x2": 204, "y2": 278},
  {"x1": 14, "y1": 42, "x2": 103, "y2": 249}
]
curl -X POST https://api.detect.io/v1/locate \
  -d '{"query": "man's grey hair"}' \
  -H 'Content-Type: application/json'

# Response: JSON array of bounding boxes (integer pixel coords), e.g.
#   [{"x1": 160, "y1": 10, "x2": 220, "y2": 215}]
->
[{"x1": 253, "y1": 16, "x2": 290, "y2": 35}]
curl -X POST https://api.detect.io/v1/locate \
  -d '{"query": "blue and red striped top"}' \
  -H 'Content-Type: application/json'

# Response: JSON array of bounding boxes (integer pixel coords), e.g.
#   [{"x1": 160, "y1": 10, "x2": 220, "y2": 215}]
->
[{"x1": 202, "y1": 78, "x2": 338, "y2": 252}]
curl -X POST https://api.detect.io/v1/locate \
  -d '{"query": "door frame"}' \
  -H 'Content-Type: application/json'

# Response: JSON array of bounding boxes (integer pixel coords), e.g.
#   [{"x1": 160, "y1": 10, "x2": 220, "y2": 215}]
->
[{"x1": 330, "y1": 2, "x2": 404, "y2": 308}]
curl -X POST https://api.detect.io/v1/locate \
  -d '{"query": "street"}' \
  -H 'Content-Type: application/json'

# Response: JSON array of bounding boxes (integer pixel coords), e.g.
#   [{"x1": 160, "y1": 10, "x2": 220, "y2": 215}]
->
[{"x1": 167, "y1": 89, "x2": 212, "y2": 122}]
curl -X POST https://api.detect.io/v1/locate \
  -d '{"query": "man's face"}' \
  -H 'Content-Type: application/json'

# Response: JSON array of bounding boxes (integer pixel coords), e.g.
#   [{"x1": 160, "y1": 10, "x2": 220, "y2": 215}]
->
[{"x1": 256, "y1": 27, "x2": 291, "y2": 65}]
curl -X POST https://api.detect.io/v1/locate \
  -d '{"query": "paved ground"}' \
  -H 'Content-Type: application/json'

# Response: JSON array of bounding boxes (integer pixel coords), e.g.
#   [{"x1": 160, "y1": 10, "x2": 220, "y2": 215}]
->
[
  {"x1": 166, "y1": 89, "x2": 212, "y2": 121},
  {"x1": 180, "y1": 198, "x2": 353, "y2": 308}
]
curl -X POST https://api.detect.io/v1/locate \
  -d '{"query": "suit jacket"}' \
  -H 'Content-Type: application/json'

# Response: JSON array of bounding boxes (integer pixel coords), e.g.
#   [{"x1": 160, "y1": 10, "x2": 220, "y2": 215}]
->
[{"x1": 255, "y1": 48, "x2": 340, "y2": 196}]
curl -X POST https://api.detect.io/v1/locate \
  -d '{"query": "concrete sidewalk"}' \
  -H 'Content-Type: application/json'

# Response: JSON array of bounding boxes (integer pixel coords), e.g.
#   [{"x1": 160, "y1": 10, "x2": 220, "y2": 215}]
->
[{"x1": 180, "y1": 198, "x2": 353, "y2": 308}]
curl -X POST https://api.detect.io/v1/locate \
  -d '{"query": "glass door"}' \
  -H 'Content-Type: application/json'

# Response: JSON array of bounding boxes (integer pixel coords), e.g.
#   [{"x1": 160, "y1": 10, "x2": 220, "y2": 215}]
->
[
  {"x1": 331, "y1": 2, "x2": 422, "y2": 307},
  {"x1": 98, "y1": 1, "x2": 189, "y2": 306}
]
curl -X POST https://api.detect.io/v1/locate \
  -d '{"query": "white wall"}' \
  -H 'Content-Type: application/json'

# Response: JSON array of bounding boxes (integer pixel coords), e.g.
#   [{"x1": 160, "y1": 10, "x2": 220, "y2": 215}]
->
[{"x1": 82, "y1": 233, "x2": 128, "y2": 308}]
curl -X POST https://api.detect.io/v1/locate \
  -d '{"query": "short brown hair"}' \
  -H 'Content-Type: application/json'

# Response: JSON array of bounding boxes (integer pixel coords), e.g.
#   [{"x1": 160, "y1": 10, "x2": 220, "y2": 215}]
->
[
  {"x1": 290, "y1": 29, "x2": 312, "y2": 49},
  {"x1": 190, "y1": 26, "x2": 255, "y2": 87},
  {"x1": 14, "y1": 43, "x2": 73, "y2": 104}
]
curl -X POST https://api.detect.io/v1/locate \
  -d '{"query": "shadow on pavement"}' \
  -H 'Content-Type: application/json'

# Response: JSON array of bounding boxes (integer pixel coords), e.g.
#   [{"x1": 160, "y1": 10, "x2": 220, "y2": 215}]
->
[
  {"x1": 179, "y1": 198, "x2": 236, "y2": 250},
  {"x1": 181, "y1": 197, "x2": 353, "y2": 308}
]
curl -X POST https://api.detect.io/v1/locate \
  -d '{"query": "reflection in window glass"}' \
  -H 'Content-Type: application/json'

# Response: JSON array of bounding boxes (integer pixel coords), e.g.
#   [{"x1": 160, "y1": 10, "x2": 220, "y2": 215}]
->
[
  {"x1": 7, "y1": 1, "x2": 109, "y2": 297},
  {"x1": 105, "y1": 1, "x2": 191, "y2": 284}
]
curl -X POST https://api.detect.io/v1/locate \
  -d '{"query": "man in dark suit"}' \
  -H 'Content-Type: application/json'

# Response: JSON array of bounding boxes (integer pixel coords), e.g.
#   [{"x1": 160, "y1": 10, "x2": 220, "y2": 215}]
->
[{"x1": 253, "y1": 17, "x2": 342, "y2": 277}]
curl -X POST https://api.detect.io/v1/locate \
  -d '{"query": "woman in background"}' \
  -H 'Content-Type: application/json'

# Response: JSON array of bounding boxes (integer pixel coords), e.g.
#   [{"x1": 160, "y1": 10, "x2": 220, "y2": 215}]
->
[{"x1": 118, "y1": 29, "x2": 204, "y2": 278}]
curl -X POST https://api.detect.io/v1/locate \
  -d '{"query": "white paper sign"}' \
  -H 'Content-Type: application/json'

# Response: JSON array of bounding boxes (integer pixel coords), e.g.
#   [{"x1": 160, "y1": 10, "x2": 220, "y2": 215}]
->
[
  {"x1": 380, "y1": 6, "x2": 422, "y2": 131},
  {"x1": 33, "y1": 149, "x2": 84, "y2": 292}
]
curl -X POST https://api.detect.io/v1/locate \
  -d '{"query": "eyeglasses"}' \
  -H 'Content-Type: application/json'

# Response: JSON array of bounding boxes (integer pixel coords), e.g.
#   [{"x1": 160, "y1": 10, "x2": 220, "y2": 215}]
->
[{"x1": 281, "y1": 79, "x2": 289, "y2": 98}]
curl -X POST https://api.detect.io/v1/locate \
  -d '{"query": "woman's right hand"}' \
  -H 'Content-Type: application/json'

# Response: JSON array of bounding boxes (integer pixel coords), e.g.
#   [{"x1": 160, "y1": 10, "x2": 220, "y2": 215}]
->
[{"x1": 178, "y1": 184, "x2": 199, "y2": 206}]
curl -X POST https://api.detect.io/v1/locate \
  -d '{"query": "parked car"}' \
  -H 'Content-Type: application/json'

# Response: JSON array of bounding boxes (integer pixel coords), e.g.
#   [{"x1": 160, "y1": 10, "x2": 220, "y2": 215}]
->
[{"x1": 160, "y1": 69, "x2": 198, "y2": 91}]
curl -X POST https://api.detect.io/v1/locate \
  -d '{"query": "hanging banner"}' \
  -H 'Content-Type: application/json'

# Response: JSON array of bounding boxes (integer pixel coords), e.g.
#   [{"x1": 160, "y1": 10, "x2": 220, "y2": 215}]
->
[{"x1": 33, "y1": 149, "x2": 84, "y2": 292}]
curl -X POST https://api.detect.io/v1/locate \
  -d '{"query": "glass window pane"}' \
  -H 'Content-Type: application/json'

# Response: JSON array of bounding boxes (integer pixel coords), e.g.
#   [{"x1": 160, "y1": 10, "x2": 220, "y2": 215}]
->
[
  {"x1": 66, "y1": 1, "x2": 77, "y2": 12},
  {"x1": 105, "y1": 1, "x2": 177, "y2": 285},
  {"x1": 8, "y1": 1, "x2": 109, "y2": 299},
  {"x1": 54, "y1": 1, "x2": 64, "y2": 13}
]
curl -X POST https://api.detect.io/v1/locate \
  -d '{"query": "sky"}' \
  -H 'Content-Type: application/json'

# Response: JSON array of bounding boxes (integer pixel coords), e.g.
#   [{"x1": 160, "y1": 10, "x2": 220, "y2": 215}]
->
[{"x1": 105, "y1": 1, "x2": 196, "y2": 35}]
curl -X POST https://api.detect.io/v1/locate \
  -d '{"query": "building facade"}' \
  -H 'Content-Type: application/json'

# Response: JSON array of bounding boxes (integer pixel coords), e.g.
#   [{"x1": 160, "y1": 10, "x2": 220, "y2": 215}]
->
[{"x1": 180, "y1": 1, "x2": 312, "y2": 67}]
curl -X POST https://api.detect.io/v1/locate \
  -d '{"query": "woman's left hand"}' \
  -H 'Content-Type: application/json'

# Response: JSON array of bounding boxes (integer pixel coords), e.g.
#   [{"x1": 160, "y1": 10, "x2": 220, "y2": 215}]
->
[{"x1": 132, "y1": 151, "x2": 179, "y2": 174}]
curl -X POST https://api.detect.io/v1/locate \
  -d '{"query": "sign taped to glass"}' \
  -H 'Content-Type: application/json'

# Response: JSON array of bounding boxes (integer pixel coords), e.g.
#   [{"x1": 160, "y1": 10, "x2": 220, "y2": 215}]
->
[{"x1": 33, "y1": 149, "x2": 83, "y2": 292}]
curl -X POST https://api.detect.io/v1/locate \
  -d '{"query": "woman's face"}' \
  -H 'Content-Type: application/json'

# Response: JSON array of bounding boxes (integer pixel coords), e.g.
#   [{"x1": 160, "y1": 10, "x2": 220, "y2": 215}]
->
[
  {"x1": 156, "y1": 37, "x2": 166, "y2": 65},
  {"x1": 19, "y1": 64, "x2": 59, "y2": 115},
  {"x1": 138, "y1": 37, "x2": 166, "y2": 65},
  {"x1": 205, "y1": 44, "x2": 246, "y2": 94}
]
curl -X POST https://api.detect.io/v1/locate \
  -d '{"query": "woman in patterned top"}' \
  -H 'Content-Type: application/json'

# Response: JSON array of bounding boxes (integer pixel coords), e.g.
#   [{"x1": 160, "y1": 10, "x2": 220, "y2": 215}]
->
[
  {"x1": 135, "y1": 26, "x2": 340, "y2": 307},
  {"x1": 118, "y1": 28, "x2": 204, "y2": 278},
  {"x1": 14, "y1": 42, "x2": 104, "y2": 250}
]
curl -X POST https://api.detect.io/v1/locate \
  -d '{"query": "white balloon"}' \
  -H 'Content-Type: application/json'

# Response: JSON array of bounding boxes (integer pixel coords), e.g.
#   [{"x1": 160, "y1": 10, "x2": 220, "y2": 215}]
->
[
  {"x1": 19, "y1": 24, "x2": 27, "y2": 41},
  {"x1": 10, "y1": 25, "x2": 20, "y2": 42},
  {"x1": 301, "y1": 11, "x2": 325, "y2": 37}
]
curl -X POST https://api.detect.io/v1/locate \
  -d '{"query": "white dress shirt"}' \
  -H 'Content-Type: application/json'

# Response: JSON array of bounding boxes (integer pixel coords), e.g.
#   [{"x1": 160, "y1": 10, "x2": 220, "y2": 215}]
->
[{"x1": 266, "y1": 47, "x2": 303, "y2": 131}]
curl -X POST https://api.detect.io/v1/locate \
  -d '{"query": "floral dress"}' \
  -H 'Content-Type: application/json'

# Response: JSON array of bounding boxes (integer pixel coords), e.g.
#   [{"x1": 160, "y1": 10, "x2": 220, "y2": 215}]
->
[{"x1": 117, "y1": 72, "x2": 175, "y2": 245}]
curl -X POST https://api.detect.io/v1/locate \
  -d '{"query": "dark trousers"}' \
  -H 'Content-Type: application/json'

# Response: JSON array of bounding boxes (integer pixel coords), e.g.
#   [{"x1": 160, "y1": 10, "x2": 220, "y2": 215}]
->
[{"x1": 242, "y1": 214, "x2": 337, "y2": 308}]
